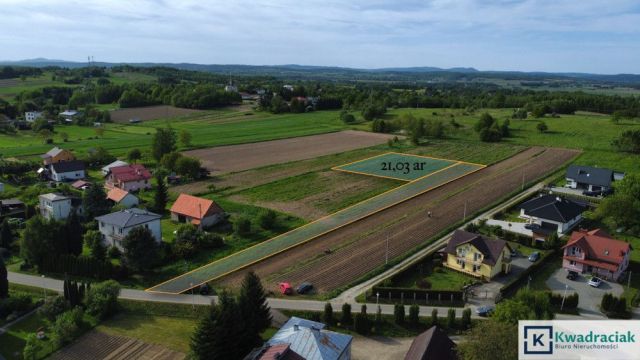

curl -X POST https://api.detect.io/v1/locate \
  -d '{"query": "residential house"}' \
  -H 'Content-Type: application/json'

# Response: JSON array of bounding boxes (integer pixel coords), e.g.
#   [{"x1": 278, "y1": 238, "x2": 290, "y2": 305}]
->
[
  {"x1": 96, "y1": 208, "x2": 162, "y2": 249},
  {"x1": 248, "y1": 317, "x2": 352, "y2": 360},
  {"x1": 105, "y1": 164, "x2": 152, "y2": 192},
  {"x1": 0, "y1": 199, "x2": 26, "y2": 219},
  {"x1": 444, "y1": 230, "x2": 512, "y2": 280},
  {"x1": 170, "y1": 194, "x2": 225, "y2": 228},
  {"x1": 24, "y1": 111, "x2": 43, "y2": 123},
  {"x1": 519, "y1": 194, "x2": 587, "y2": 240},
  {"x1": 38, "y1": 193, "x2": 83, "y2": 220},
  {"x1": 563, "y1": 229, "x2": 632, "y2": 281},
  {"x1": 41, "y1": 147, "x2": 75, "y2": 165},
  {"x1": 565, "y1": 165, "x2": 625, "y2": 193},
  {"x1": 405, "y1": 326, "x2": 457, "y2": 360},
  {"x1": 49, "y1": 160, "x2": 86, "y2": 182},
  {"x1": 101, "y1": 160, "x2": 129, "y2": 176},
  {"x1": 71, "y1": 180, "x2": 92, "y2": 191},
  {"x1": 106, "y1": 187, "x2": 139, "y2": 209},
  {"x1": 59, "y1": 110, "x2": 80, "y2": 122}
]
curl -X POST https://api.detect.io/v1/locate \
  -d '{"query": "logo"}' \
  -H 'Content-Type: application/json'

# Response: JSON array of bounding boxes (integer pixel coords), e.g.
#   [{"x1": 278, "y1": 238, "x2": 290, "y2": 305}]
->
[{"x1": 524, "y1": 326, "x2": 554, "y2": 355}]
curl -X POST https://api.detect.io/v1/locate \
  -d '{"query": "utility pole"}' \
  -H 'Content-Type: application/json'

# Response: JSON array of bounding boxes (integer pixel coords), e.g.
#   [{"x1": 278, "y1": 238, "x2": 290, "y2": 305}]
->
[
  {"x1": 560, "y1": 284, "x2": 568, "y2": 311},
  {"x1": 463, "y1": 201, "x2": 467, "y2": 222},
  {"x1": 522, "y1": 169, "x2": 525, "y2": 191}
]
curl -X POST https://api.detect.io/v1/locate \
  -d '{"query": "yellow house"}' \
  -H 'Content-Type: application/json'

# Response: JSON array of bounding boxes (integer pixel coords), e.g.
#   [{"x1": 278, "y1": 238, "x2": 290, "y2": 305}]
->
[
  {"x1": 444, "y1": 230, "x2": 512, "y2": 280},
  {"x1": 41, "y1": 147, "x2": 75, "y2": 165}
]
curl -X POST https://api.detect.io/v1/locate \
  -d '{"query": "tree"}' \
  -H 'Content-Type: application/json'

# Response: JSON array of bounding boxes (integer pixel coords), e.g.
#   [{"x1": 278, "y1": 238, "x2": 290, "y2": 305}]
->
[
  {"x1": 175, "y1": 156, "x2": 202, "y2": 179},
  {"x1": 258, "y1": 210, "x2": 277, "y2": 230},
  {"x1": 394, "y1": 304, "x2": 405, "y2": 324},
  {"x1": 474, "y1": 113, "x2": 503, "y2": 142},
  {"x1": 0, "y1": 256, "x2": 8, "y2": 299},
  {"x1": 354, "y1": 305, "x2": 370, "y2": 335},
  {"x1": 612, "y1": 130, "x2": 640, "y2": 154},
  {"x1": 493, "y1": 289, "x2": 554, "y2": 324},
  {"x1": 94, "y1": 127, "x2": 105, "y2": 138},
  {"x1": 457, "y1": 320, "x2": 518, "y2": 360},
  {"x1": 0, "y1": 218, "x2": 12, "y2": 249},
  {"x1": 536, "y1": 121, "x2": 548, "y2": 133},
  {"x1": 38, "y1": 129, "x2": 53, "y2": 143},
  {"x1": 461, "y1": 308, "x2": 472, "y2": 330},
  {"x1": 121, "y1": 226, "x2": 158, "y2": 272},
  {"x1": 65, "y1": 211, "x2": 83, "y2": 256},
  {"x1": 51, "y1": 307, "x2": 84, "y2": 347},
  {"x1": 341, "y1": 303, "x2": 353, "y2": 326},
  {"x1": 592, "y1": 174, "x2": 640, "y2": 234},
  {"x1": 20, "y1": 216, "x2": 56, "y2": 267},
  {"x1": 83, "y1": 184, "x2": 112, "y2": 219},
  {"x1": 153, "y1": 174, "x2": 168, "y2": 214},
  {"x1": 376, "y1": 305, "x2": 382, "y2": 324},
  {"x1": 340, "y1": 111, "x2": 356, "y2": 124},
  {"x1": 38, "y1": 296, "x2": 69, "y2": 321},
  {"x1": 151, "y1": 126, "x2": 177, "y2": 161},
  {"x1": 409, "y1": 304, "x2": 420, "y2": 326},
  {"x1": 544, "y1": 232, "x2": 560, "y2": 249},
  {"x1": 447, "y1": 308, "x2": 457, "y2": 329},
  {"x1": 85, "y1": 280, "x2": 120, "y2": 320},
  {"x1": 431, "y1": 308, "x2": 438, "y2": 327},
  {"x1": 179, "y1": 130, "x2": 192, "y2": 148},
  {"x1": 127, "y1": 148, "x2": 142, "y2": 163},
  {"x1": 160, "y1": 151, "x2": 182, "y2": 171},
  {"x1": 238, "y1": 272, "x2": 272, "y2": 353},
  {"x1": 84, "y1": 230, "x2": 106, "y2": 261},
  {"x1": 190, "y1": 291, "x2": 245, "y2": 359},
  {"x1": 323, "y1": 302, "x2": 334, "y2": 326}
]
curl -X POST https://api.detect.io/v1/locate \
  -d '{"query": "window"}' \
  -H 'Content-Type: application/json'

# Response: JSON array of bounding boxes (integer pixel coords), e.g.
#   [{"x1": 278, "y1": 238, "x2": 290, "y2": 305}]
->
[
  {"x1": 474, "y1": 253, "x2": 482, "y2": 261},
  {"x1": 473, "y1": 264, "x2": 481, "y2": 272},
  {"x1": 569, "y1": 260, "x2": 575, "y2": 266},
  {"x1": 118, "y1": 227, "x2": 122, "y2": 234},
  {"x1": 457, "y1": 259, "x2": 466, "y2": 269}
]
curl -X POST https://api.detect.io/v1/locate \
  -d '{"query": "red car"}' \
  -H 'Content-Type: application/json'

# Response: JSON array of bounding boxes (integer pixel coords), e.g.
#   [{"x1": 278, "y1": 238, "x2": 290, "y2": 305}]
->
[{"x1": 279, "y1": 282, "x2": 293, "y2": 295}]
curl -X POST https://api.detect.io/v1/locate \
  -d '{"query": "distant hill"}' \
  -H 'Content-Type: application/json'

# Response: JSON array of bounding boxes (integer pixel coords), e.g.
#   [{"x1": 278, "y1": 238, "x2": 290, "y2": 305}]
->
[{"x1": 1, "y1": 58, "x2": 639, "y2": 84}]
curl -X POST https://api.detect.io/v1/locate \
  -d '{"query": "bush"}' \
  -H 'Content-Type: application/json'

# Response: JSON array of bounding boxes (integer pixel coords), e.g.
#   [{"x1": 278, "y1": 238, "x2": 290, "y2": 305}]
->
[
  {"x1": 86, "y1": 280, "x2": 120, "y2": 320},
  {"x1": 38, "y1": 296, "x2": 69, "y2": 322},
  {"x1": 258, "y1": 210, "x2": 278, "y2": 230},
  {"x1": 447, "y1": 308, "x2": 456, "y2": 329},
  {"x1": 409, "y1": 304, "x2": 419, "y2": 326},
  {"x1": 354, "y1": 312, "x2": 371, "y2": 335},
  {"x1": 416, "y1": 278, "x2": 432, "y2": 289},
  {"x1": 51, "y1": 307, "x2": 84, "y2": 347},
  {"x1": 394, "y1": 304, "x2": 405, "y2": 324},
  {"x1": 234, "y1": 216, "x2": 252, "y2": 236},
  {"x1": 341, "y1": 303, "x2": 352, "y2": 326},
  {"x1": 431, "y1": 308, "x2": 438, "y2": 327},
  {"x1": 323, "y1": 302, "x2": 334, "y2": 326},
  {"x1": 0, "y1": 294, "x2": 32, "y2": 318},
  {"x1": 461, "y1": 308, "x2": 471, "y2": 330}
]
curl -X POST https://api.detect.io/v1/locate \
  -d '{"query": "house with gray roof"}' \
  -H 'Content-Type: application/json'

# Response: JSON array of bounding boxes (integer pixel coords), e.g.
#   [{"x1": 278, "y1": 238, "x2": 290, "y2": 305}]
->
[
  {"x1": 96, "y1": 208, "x2": 162, "y2": 249},
  {"x1": 249, "y1": 316, "x2": 352, "y2": 360},
  {"x1": 519, "y1": 194, "x2": 587, "y2": 237},
  {"x1": 565, "y1": 165, "x2": 624, "y2": 193}
]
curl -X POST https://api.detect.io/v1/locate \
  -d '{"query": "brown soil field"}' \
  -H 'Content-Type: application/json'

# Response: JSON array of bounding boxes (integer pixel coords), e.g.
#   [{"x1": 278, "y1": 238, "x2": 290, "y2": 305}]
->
[
  {"x1": 109, "y1": 105, "x2": 202, "y2": 123},
  {"x1": 214, "y1": 147, "x2": 580, "y2": 293},
  {"x1": 183, "y1": 130, "x2": 397, "y2": 176}
]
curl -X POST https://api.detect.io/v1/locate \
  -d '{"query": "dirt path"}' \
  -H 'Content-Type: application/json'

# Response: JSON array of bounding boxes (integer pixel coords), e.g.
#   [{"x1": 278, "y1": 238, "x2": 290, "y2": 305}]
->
[
  {"x1": 351, "y1": 336, "x2": 414, "y2": 360},
  {"x1": 215, "y1": 147, "x2": 580, "y2": 293},
  {"x1": 183, "y1": 130, "x2": 397, "y2": 175}
]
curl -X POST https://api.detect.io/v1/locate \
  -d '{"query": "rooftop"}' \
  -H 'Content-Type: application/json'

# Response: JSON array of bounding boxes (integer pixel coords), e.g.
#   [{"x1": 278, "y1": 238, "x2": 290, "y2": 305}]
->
[
  {"x1": 267, "y1": 317, "x2": 351, "y2": 360},
  {"x1": 520, "y1": 194, "x2": 587, "y2": 223},
  {"x1": 566, "y1": 165, "x2": 618, "y2": 187},
  {"x1": 445, "y1": 230, "x2": 511, "y2": 266},
  {"x1": 50, "y1": 160, "x2": 86, "y2": 173},
  {"x1": 106, "y1": 187, "x2": 134, "y2": 203},
  {"x1": 39, "y1": 193, "x2": 70, "y2": 202},
  {"x1": 170, "y1": 194, "x2": 224, "y2": 220},
  {"x1": 109, "y1": 164, "x2": 152, "y2": 182},
  {"x1": 96, "y1": 208, "x2": 161, "y2": 228},
  {"x1": 564, "y1": 228, "x2": 632, "y2": 267}
]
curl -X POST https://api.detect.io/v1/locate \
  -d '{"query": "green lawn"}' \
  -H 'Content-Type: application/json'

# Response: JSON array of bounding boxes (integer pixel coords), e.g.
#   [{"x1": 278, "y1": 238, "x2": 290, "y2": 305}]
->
[
  {"x1": 392, "y1": 265, "x2": 474, "y2": 291},
  {"x1": 0, "y1": 312, "x2": 54, "y2": 360}
]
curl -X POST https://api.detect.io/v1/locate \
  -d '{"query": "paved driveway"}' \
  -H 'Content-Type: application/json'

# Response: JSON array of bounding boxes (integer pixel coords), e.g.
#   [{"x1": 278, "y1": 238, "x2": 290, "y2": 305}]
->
[
  {"x1": 546, "y1": 268, "x2": 624, "y2": 318},
  {"x1": 467, "y1": 256, "x2": 535, "y2": 306},
  {"x1": 486, "y1": 219, "x2": 533, "y2": 237}
]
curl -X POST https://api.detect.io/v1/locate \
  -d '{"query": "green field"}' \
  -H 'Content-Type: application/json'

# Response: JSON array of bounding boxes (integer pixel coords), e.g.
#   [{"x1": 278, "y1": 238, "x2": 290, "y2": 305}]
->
[
  {"x1": 148, "y1": 160, "x2": 483, "y2": 294},
  {"x1": 333, "y1": 152, "x2": 459, "y2": 181}
]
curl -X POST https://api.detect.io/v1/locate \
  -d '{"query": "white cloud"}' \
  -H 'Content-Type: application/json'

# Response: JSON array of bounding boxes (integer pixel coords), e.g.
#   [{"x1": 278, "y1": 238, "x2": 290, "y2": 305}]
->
[{"x1": 0, "y1": 0, "x2": 638, "y2": 73}]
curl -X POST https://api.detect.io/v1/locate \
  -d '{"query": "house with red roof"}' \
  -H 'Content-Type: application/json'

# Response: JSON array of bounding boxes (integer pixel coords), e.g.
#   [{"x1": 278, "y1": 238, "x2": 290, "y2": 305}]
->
[
  {"x1": 170, "y1": 194, "x2": 225, "y2": 229},
  {"x1": 562, "y1": 229, "x2": 632, "y2": 281},
  {"x1": 105, "y1": 164, "x2": 152, "y2": 192},
  {"x1": 106, "y1": 187, "x2": 139, "y2": 208}
]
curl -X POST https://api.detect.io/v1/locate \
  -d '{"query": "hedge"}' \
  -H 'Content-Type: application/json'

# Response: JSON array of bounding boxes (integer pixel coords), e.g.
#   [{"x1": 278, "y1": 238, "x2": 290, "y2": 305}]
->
[
  {"x1": 369, "y1": 286, "x2": 465, "y2": 307},
  {"x1": 40, "y1": 254, "x2": 127, "y2": 280},
  {"x1": 497, "y1": 249, "x2": 556, "y2": 301},
  {"x1": 548, "y1": 292, "x2": 579, "y2": 310}
]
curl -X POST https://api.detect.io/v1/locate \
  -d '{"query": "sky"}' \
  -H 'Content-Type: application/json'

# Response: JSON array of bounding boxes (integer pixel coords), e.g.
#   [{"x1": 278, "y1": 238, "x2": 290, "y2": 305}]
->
[{"x1": 1, "y1": 0, "x2": 639, "y2": 74}]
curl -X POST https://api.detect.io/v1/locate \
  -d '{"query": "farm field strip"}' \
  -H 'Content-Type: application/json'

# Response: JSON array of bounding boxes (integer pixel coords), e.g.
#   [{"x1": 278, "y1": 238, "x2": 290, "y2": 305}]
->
[
  {"x1": 332, "y1": 152, "x2": 459, "y2": 181},
  {"x1": 147, "y1": 160, "x2": 484, "y2": 294}
]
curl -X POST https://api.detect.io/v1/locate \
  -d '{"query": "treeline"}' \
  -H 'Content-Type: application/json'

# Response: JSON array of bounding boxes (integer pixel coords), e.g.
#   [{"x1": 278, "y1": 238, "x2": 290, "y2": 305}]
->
[{"x1": 0, "y1": 66, "x2": 43, "y2": 79}]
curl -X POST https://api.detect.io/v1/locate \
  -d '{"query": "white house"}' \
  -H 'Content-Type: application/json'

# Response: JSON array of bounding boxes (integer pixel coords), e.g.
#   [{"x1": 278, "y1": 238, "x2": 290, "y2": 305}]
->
[
  {"x1": 106, "y1": 187, "x2": 139, "y2": 208},
  {"x1": 38, "y1": 192, "x2": 85, "y2": 221},
  {"x1": 59, "y1": 110, "x2": 79, "y2": 121},
  {"x1": 96, "y1": 208, "x2": 162, "y2": 250},
  {"x1": 49, "y1": 160, "x2": 86, "y2": 182},
  {"x1": 101, "y1": 160, "x2": 129, "y2": 177},
  {"x1": 25, "y1": 111, "x2": 43, "y2": 123}
]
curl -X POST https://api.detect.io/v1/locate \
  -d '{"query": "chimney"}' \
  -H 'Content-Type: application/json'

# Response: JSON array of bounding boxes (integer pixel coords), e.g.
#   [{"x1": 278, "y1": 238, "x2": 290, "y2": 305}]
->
[
  {"x1": 293, "y1": 324, "x2": 299, "y2": 331},
  {"x1": 556, "y1": 196, "x2": 561, "y2": 202}
]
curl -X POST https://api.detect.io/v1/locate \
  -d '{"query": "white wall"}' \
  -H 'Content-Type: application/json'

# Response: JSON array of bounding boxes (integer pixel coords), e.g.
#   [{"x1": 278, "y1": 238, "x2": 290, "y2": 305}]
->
[
  {"x1": 39, "y1": 198, "x2": 72, "y2": 220},
  {"x1": 99, "y1": 219, "x2": 162, "y2": 250},
  {"x1": 52, "y1": 170, "x2": 85, "y2": 182}
]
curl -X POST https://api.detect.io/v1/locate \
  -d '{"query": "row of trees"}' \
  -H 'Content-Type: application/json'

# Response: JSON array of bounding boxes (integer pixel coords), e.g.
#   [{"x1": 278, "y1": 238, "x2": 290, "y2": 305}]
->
[{"x1": 190, "y1": 272, "x2": 271, "y2": 359}]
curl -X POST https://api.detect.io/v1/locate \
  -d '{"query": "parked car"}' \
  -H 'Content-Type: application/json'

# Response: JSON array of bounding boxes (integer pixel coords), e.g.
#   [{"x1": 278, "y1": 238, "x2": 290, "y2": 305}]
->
[
  {"x1": 524, "y1": 223, "x2": 540, "y2": 230},
  {"x1": 566, "y1": 271, "x2": 578, "y2": 281},
  {"x1": 296, "y1": 282, "x2": 313, "y2": 294},
  {"x1": 510, "y1": 248, "x2": 519, "y2": 257},
  {"x1": 476, "y1": 306, "x2": 494, "y2": 317},
  {"x1": 279, "y1": 282, "x2": 293, "y2": 295},
  {"x1": 588, "y1": 277, "x2": 603, "y2": 288},
  {"x1": 582, "y1": 190, "x2": 601, "y2": 197},
  {"x1": 528, "y1": 252, "x2": 540, "y2": 262}
]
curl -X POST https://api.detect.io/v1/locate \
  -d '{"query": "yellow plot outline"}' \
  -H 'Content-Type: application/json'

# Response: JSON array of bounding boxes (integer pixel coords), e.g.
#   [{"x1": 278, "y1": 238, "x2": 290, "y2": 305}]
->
[{"x1": 146, "y1": 153, "x2": 486, "y2": 294}]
